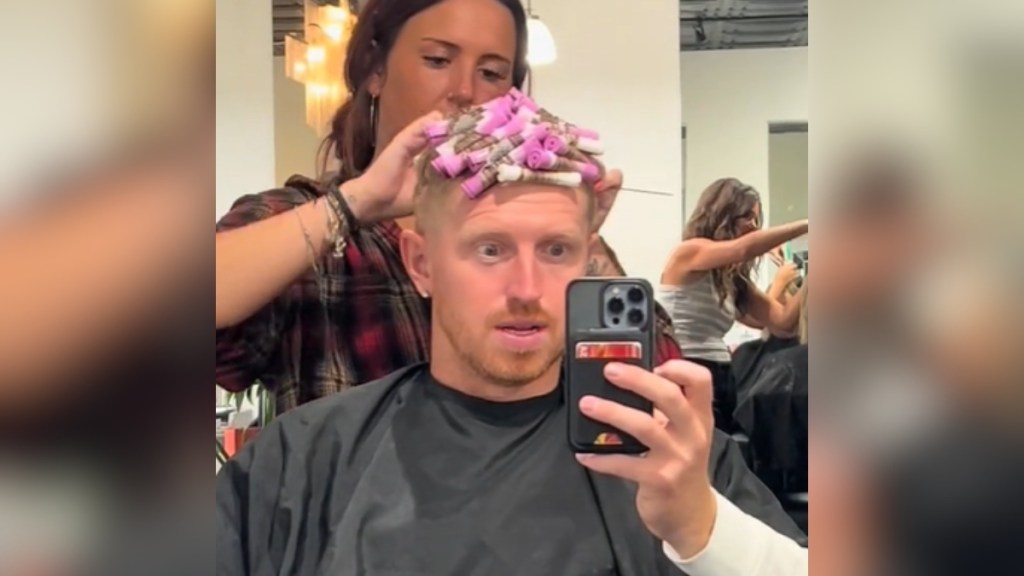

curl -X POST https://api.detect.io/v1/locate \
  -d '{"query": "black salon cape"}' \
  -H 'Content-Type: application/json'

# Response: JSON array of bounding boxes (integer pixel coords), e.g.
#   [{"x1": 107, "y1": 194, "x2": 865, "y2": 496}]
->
[{"x1": 217, "y1": 364, "x2": 805, "y2": 576}]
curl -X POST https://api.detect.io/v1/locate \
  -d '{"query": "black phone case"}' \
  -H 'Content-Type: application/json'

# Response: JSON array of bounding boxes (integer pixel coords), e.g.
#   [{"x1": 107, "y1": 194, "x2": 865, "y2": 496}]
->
[{"x1": 565, "y1": 278, "x2": 655, "y2": 454}]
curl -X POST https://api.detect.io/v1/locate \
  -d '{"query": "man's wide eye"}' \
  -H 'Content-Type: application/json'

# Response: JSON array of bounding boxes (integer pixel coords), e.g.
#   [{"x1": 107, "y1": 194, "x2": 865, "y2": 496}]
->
[
  {"x1": 476, "y1": 243, "x2": 501, "y2": 259},
  {"x1": 546, "y1": 243, "x2": 569, "y2": 258}
]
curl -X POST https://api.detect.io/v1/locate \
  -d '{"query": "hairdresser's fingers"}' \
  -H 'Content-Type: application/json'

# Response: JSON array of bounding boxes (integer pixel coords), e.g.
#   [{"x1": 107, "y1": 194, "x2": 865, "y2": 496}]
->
[
  {"x1": 374, "y1": 109, "x2": 442, "y2": 161},
  {"x1": 395, "y1": 111, "x2": 445, "y2": 156},
  {"x1": 592, "y1": 169, "x2": 622, "y2": 230},
  {"x1": 594, "y1": 169, "x2": 622, "y2": 193}
]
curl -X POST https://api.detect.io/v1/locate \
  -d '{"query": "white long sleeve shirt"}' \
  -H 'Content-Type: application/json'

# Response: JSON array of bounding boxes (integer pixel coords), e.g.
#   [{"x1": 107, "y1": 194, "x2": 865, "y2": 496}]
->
[{"x1": 664, "y1": 491, "x2": 808, "y2": 576}]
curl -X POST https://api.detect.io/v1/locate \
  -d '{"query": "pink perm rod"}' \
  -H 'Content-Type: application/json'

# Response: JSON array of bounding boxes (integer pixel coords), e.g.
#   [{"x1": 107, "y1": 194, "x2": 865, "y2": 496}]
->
[
  {"x1": 461, "y1": 164, "x2": 501, "y2": 198},
  {"x1": 568, "y1": 126, "x2": 599, "y2": 140},
  {"x1": 542, "y1": 134, "x2": 569, "y2": 154},
  {"x1": 431, "y1": 152, "x2": 468, "y2": 178},
  {"x1": 474, "y1": 105, "x2": 514, "y2": 135},
  {"x1": 423, "y1": 121, "x2": 450, "y2": 139},
  {"x1": 488, "y1": 114, "x2": 528, "y2": 139}
]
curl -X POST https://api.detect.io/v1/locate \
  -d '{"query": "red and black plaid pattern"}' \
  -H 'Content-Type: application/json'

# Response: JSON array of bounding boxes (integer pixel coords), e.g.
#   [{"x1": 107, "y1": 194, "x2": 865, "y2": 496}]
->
[{"x1": 216, "y1": 175, "x2": 681, "y2": 414}]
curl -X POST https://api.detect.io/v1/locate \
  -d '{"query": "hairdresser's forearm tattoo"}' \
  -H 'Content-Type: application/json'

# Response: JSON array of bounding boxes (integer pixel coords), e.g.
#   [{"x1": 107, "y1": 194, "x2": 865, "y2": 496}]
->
[{"x1": 586, "y1": 237, "x2": 626, "y2": 277}]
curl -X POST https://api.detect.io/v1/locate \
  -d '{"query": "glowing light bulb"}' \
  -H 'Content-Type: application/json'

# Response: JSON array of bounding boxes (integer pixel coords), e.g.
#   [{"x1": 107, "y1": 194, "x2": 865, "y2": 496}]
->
[
  {"x1": 527, "y1": 17, "x2": 556, "y2": 66},
  {"x1": 324, "y1": 24, "x2": 342, "y2": 41},
  {"x1": 323, "y1": 6, "x2": 348, "y2": 22},
  {"x1": 306, "y1": 46, "x2": 325, "y2": 63}
]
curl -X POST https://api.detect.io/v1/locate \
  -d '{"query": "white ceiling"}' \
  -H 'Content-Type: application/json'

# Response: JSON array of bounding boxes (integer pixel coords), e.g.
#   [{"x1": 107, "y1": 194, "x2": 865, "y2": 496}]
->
[{"x1": 272, "y1": 0, "x2": 808, "y2": 56}]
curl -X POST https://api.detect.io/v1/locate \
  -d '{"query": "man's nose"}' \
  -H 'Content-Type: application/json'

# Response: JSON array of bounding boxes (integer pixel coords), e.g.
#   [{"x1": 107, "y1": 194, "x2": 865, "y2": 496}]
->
[{"x1": 506, "y1": 255, "x2": 543, "y2": 304}]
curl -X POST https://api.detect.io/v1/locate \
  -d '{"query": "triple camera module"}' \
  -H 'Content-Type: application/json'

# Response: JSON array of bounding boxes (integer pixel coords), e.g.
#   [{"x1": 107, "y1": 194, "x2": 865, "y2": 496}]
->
[{"x1": 601, "y1": 282, "x2": 648, "y2": 329}]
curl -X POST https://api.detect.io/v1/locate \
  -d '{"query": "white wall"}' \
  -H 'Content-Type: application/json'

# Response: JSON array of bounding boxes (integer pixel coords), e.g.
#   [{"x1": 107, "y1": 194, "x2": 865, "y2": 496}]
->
[
  {"x1": 769, "y1": 131, "x2": 809, "y2": 232},
  {"x1": 216, "y1": 0, "x2": 276, "y2": 219},
  {"x1": 274, "y1": 57, "x2": 322, "y2": 187},
  {"x1": 528, "y1": 0, "x2": 684, "y2": 287},
  {"x1": 680, "y1": 47, "x2": 808, "y2": 226}
]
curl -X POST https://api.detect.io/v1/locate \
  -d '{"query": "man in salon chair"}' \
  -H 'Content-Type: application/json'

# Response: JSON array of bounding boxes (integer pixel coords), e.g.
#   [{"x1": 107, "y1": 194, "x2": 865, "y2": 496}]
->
[{"x1": 217, "y1": 94, "x2": 806, "y2": 576}]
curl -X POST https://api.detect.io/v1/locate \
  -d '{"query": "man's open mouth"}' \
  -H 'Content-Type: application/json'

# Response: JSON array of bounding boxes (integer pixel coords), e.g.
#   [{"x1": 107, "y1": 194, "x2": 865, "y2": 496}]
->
[{"x1": 496, "y1": 321, "x2": 546, "y2": 336}]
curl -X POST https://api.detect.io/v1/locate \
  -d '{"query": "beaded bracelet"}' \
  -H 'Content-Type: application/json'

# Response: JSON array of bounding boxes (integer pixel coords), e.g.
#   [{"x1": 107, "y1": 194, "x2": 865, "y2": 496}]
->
[{"x1": 322, "y1": 176, "x2": 359, "y2": 257}]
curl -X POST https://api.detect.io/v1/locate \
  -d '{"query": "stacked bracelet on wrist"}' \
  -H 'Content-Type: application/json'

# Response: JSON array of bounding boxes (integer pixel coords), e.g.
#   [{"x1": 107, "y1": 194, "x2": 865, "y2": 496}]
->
[{"x1": 322, "y1": 176, "x2": 359, "y2": 257}]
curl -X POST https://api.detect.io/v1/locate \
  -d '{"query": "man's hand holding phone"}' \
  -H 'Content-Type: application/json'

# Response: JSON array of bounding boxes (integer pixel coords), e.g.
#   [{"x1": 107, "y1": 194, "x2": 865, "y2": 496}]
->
[{"x1": 575, "y1": 360, "x2": 718, "y2": 559}]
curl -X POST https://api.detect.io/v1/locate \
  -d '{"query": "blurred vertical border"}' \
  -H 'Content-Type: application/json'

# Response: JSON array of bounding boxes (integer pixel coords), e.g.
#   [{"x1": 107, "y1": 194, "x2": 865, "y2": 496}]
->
[
  {"x1": 0, "y1": 1, "x2": 214, "y2": 575},
  {"x1": 811, "y1": 0, "x2": 1024, "y2": 574}
]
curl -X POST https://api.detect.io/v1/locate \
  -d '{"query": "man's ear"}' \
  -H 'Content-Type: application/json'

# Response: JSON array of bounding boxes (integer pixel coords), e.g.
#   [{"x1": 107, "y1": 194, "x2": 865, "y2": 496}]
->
[{"x1": 400, "y1": 228, "x2": 433, "y2": 298}]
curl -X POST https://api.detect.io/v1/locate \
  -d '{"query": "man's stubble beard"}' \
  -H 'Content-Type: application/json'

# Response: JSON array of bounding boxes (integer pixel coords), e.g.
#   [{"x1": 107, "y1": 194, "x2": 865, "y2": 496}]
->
[{"x1": 437, "y1": 301, "x2": 564, "y2": 388}]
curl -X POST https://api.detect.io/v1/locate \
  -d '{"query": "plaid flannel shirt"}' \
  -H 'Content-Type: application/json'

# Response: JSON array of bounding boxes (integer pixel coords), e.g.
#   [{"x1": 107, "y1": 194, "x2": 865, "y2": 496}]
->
[{"x1": 216, "y1": 175, "x2": 682, "y2": 413}]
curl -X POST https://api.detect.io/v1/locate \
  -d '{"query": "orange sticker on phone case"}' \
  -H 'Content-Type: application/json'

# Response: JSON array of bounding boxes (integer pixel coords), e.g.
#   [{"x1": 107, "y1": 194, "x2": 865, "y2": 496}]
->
[
  {"x1": 593, "y1": 432, "x2": 623, "y2": 445},
  {"x1": 575, "y1": 341, "x2": 642, "y2": 360}
]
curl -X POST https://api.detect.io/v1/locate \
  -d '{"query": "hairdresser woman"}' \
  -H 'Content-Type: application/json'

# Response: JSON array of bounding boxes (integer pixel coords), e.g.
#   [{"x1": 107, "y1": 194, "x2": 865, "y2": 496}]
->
[{"x1": 215, "y1": 0, "x2": 682, "y2": 412}]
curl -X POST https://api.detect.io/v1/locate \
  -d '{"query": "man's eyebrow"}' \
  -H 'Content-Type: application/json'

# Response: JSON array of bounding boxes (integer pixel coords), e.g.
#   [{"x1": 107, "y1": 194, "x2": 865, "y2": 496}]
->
[
  {"x1": 419, "y1": 37, "x2": 511, "y2": 65},
  {"x1": 457, "y1": 227, "x2": 511, "y2": 242},
  {"x1": 541, "y1": 230, "x2": 583, "y2": 242}
]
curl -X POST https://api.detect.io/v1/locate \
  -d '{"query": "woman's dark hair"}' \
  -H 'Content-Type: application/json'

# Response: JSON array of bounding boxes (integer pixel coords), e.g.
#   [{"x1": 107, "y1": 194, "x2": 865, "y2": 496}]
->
[
  {"x1": 684, "y1": 178, "x2": 763, "y2": 312},
  {"x1": 318, "y1": 0, "x2": 530, "y2": 181}
]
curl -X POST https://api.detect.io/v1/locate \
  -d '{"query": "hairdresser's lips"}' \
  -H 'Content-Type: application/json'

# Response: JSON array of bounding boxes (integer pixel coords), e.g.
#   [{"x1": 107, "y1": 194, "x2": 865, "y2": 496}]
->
[{"x1": 493, "y1": 320, "x2": 549, "y2": 351}]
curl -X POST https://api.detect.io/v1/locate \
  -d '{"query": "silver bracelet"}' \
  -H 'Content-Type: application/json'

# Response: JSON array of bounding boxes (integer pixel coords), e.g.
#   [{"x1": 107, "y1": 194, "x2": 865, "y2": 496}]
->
[
  {"x1": 294, "y1": 208, "x2": 333, "y2": 318},
  {"x1": 295, "y1": 209, "x2": 326, "y2": 282},
  {"x1": 322, "y1": 193, "x2": 351, "y2": 257}
]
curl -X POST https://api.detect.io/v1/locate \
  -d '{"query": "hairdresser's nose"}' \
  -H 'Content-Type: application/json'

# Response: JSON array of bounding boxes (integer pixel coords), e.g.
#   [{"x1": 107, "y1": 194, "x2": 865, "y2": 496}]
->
[
  {"x1": 506, "y1": 253, "x2": 543, "y2": 304},
  {"x1": 447, "y1": 64, "x2": 475, "y2": 110}
]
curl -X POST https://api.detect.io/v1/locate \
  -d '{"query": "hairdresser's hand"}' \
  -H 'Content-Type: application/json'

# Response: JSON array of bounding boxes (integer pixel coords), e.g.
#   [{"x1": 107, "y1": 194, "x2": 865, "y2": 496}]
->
[
  {"x1": 342, "y1": 111, "x2": 444, "y2": 224},
  {"x1": 576, "y1": 360, "x2": 717, "y2": 559},
  {"x1": 591, "y1": 169, "x2": 622, "y2": 231},
  {"x1": 774, "y1": 262, "x2": 800, "y2": 287}
]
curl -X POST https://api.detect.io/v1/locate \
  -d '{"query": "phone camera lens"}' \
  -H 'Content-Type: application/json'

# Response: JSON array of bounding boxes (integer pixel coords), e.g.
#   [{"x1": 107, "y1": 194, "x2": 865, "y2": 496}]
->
[
  {"x1": 627, "y1": 287, "x2": 644, "y2": 303},
  {"x1": 627, "y1": 309, "x2": 644, "y2": 325},
  {"x1": 608, "y1": 297, "x2": 625, "y2": 314}
]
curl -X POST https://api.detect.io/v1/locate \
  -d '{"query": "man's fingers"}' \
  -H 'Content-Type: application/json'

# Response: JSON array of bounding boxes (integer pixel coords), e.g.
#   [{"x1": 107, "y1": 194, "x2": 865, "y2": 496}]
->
[
  {"x1": 602, "y1": 363, "x2": 694, "y2": 432},
  {"x1": 575, "y1": 452, "x2": 654, "y2": 483},
  {"x1": 653, "y1": 360, "x2": 714, "y2": 430},
  {"x1": 653, "y1": 408, "x2": 669, "y2": 427},
  {"x1": 578, "y1": 395, "x2": 674, "y2": 453}
]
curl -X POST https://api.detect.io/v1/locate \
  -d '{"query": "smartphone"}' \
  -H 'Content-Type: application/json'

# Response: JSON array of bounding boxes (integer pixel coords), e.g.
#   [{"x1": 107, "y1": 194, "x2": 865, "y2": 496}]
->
[
  {"x1": 565, "y1": 277, "x2": 655, "y2": 454},
  {"x1": 793, "y1": 250, "x2": 808, "y2": 286},
  {"x1": 792, "y1": 250, "x2": 808, "y2": 271}
]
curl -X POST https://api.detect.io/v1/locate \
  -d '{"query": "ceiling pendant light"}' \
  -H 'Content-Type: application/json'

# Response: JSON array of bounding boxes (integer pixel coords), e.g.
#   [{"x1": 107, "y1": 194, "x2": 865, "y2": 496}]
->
[{"x1": 525, "y1": 0, "x2": 556, "y2": 66}]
